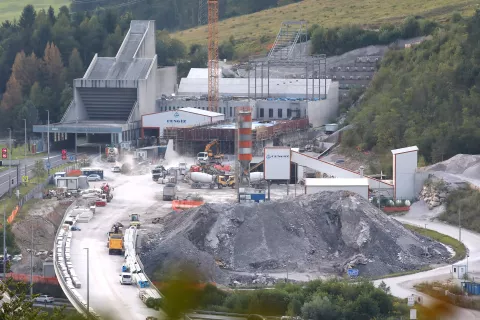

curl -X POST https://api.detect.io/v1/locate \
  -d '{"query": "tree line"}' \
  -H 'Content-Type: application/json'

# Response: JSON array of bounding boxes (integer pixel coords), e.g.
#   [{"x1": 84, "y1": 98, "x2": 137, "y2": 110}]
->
[{"x1": 342, "y1": 11, "x2": 480, "y2": 168}]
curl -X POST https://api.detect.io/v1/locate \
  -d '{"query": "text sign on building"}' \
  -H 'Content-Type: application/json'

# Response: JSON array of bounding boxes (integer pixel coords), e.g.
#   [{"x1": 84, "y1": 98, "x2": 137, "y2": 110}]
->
[
  {"x1": 264, "y1": 147, "x2": 291, "y2": 181},
  {"x1": 166, "y1": 111, "x2": 186, "y2": 124}
]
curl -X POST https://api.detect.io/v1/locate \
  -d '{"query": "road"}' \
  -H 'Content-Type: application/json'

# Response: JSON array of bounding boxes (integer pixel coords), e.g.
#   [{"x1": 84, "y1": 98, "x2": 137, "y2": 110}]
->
[
  {"x1": 69, "y1": 164, "x2": 161, "y2": 320},
  {"x1": 376, "y1": 202, "x2": 480, "y2": 319},
  {"x1": 0, "y1": 153, "x2": 63, "y2": 197}
]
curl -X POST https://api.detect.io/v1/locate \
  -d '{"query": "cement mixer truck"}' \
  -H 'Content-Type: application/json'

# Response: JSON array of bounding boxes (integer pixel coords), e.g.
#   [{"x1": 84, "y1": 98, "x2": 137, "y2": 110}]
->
[{"x1": 189, "y1": 172, "x2": 230, "y2": 189}]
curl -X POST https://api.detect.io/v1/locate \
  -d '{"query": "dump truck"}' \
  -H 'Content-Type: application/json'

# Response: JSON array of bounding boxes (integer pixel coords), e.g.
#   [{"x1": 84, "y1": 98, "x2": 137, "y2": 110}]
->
[
  {"x1": 163, "y1": 183, "x2": 177, "y2": 201},
  {"x1": 107, "y1": 224, "x2": 124, "y2": 255},
  {"x1": 152, "y1": 165, "x2": 167, "y2": 182}
]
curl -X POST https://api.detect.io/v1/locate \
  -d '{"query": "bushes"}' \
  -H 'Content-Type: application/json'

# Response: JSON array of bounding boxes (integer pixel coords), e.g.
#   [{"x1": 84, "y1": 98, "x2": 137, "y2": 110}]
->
[
  {"x1": 310, "y1": 16, "x2": 438, "y2": 56},
  {"x1": 441, "y1": 187, "x2": 480, "y2": 233}
]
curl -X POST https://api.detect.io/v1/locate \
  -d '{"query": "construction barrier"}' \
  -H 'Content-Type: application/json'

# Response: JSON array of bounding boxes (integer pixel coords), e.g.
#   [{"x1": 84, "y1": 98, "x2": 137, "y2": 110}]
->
[
  {"x1": 382, "y1": 206, "x2": 410, "y2": 213},
  {"x1": 7, "y1": 206, "x2": 19, "y2": 224},
  {"x1": 6, "y1": 273, "x2": 58, "y2": 285},
  {"x1": 172, "y1": 200, "x2": 205, "y2": 211}
]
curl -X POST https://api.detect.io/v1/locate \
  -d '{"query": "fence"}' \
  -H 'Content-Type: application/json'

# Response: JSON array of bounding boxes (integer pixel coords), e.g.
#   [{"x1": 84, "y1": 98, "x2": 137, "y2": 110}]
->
[{"x1": 6, "y1": 273, "x2": 58, "y2": 285}]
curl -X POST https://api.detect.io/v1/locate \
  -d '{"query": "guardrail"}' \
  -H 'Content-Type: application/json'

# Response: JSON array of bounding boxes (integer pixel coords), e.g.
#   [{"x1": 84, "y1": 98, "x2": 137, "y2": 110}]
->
[{"x1": 53, "y1": 200, "x2": 101, "y2": 318}]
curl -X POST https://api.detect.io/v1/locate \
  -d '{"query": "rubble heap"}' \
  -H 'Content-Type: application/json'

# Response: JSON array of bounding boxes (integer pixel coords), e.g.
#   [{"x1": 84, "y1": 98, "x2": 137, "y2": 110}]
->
[
  {"x1": 420, "y1": 178, "x2": 451, "y2": 209},
  {"x1": 140, "y1": 191, "x2": 450, "y2": 284}
]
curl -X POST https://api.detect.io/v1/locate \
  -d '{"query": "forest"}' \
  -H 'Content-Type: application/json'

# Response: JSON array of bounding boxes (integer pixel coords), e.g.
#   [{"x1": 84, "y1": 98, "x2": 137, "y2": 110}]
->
[{"x1": 342, "y1": 11, "x2": 480, "y2": 166}]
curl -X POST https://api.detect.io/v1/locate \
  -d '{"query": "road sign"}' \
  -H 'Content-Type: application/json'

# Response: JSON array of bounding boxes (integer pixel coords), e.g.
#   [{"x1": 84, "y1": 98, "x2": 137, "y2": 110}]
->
[
  {"x1": 347, "y1": 268, "x2": 359, "y2": 277},
  {"x1": 69, "y1": 155, "x2": 74, "y2": 161},
  {"x1": 22, "y1": 176, "x2": 28, "y2": 183},
  {"x1": 46, "y1": 162, "x2": 51, "y2": 169}
]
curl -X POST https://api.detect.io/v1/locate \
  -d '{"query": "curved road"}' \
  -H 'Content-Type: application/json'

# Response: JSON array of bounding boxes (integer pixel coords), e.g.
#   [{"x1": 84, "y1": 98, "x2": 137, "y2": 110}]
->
[
  {"x1": 69, "y1": 164, "x2": 161, "y2": 319},
  {"x1": 376, "y1": 204, "x2": 480, "y2": 319}
]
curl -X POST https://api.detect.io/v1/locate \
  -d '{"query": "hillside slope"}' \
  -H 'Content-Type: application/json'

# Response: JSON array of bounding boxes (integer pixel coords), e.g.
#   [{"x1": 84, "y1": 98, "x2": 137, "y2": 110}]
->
[
  {"x1": 343, "y1": 11, "x2": 480, "y2": 166},
  {"x1": 0, "y1": 0, "x2": 69, "y2": 22},
  {"x1": 173, "y1": 0, "x2": 476, "y2": 56}
]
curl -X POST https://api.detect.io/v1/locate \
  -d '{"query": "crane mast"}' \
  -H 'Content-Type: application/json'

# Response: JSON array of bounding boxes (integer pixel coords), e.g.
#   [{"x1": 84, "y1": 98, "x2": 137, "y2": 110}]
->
[{"x1": 207, "y1": 0, "x2": 219, "y2": 112}]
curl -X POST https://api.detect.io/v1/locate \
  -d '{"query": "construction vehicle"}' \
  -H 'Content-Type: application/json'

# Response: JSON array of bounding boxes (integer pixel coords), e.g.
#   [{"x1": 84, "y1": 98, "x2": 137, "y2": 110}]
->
[
  {"x1": 163, "y1": 183, "x2": 177, "y2": 201},
  {"x1": 101, "y1": 183, "x2": 113, "y2": 202},
  {"x1": 197, "y1": 139, "x2": 224, "y2": 164},
  {"x1": 107, "y1": 223, "x2": 124, "y2": 255},
  {"x1": 106, "y1": 147, "x2": 119, "y2": 162},
  {"x1": 190, "y1": 172, "x2": 230, "y2": 189},
  {"x1": 152, "y1": 165, "x2": 167, "y2": 181},
  {"x1": 130, "y1": 214, "x2": 140, "y2": 228}
]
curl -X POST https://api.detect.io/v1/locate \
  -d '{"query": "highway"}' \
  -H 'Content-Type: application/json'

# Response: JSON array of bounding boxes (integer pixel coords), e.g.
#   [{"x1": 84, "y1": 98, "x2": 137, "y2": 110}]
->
[
  {"x1": 0, "y1": 153, "x2": 63, "y2": 197},
  {"x1": 376, "y1": 203, "x2": 480, "y2": 319},
  {"x1": 69, "y1": 164, "x2": 161, "y2": 319}
]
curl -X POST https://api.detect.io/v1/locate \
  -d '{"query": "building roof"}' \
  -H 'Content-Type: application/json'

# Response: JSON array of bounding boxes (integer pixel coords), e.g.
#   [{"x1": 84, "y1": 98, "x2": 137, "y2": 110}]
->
[
  {"x1": 178, "y1": 78, "x2": 332, "y2": 98},
  {"x1": 391, "y1": 146, "x2": 419, "y2": 155},
  {"x1": 208, "y1": 121, "x2": 277, "y2": 130},
  {"x1": 304, "y1": 178, "x2": 369, "y2": 187},
  {"x1": 179, "y1": 107, "x2": 224, "y2": 117}
]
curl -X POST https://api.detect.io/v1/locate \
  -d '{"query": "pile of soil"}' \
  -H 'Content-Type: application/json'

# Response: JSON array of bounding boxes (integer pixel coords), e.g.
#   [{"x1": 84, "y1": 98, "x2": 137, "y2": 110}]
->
[{"x1": 139, "y1": 191, "x2": 450, "y2": 284}]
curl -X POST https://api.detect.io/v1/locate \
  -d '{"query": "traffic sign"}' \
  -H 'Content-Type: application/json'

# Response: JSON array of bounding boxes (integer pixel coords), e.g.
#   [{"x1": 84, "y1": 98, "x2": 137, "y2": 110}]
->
[
  {"x1": 22, "y1": 176, "x2": 28, "y2": 183},
  {"x1": 69, "y1": 155, "x2": 74, "y2": 161},
  {"x1": 46, "y1": 162, "x2": 51, "y2": 169}
]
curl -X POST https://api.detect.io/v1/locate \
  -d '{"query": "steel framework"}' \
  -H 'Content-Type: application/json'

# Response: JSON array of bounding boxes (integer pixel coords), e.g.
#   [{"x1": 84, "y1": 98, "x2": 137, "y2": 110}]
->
[
  {"x1": 207, "y1": 0, "x2": 219, "y2": 112},
  {"x1": 268, "y1": 20, "x2": 308, "y2": 61},
  {"x1": 247, "y1": 55, "x2": 327, "y2": 100}
]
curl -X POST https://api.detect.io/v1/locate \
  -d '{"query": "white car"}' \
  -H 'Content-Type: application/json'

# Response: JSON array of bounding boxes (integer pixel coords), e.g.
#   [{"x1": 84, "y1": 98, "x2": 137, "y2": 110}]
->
[
  {"x1": 87, "y1": 174, "x2": 101, "y2": 181},
  {"x1": 35, "y1": 295, "x2": 54, "y2": 303},
  {"x1": 112, "y1": 166, "x2": 121, "y2": 173}
]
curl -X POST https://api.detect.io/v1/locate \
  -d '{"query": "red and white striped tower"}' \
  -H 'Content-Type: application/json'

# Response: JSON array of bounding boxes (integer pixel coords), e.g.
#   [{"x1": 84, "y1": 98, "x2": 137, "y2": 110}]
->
[{"x1": 237, "y1": 106, "x2": 252, "y2": 186}]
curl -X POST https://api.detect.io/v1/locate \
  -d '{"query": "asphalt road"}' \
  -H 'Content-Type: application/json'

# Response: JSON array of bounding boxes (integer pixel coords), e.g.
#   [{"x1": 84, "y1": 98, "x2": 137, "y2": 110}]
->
[
  {"x1": 69, "y1": 163, "x2": 161, "y2": 320},
  {"x1": 0, "y1": 153, "x2": 64, "y2": 197},
  {"x1": 375, "y1": 206, "x2": 480, "y2": 319}
]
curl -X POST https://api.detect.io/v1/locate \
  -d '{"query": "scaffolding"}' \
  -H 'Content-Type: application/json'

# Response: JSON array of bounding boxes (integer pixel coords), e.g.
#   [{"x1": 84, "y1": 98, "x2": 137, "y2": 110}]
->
[
  {"x1": 247, "y1": 55, "x2": 327, "y2": 100},
  {"x1": 268, "y1": 20, "x2": 308, "y2": 61}
]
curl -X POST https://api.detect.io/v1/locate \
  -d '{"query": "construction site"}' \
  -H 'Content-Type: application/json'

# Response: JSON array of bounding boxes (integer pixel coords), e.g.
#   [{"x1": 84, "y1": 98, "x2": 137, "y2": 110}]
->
[{"x1": 11, "y1": 4, "x2": 475, "y2": 320}]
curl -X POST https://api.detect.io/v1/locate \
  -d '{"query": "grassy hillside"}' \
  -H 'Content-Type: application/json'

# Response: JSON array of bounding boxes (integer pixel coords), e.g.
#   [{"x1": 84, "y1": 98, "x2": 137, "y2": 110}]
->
[
  {"x1": 0, "y1": 0, "x2": 69, "y2": 23},
  {"x1": 172, "y1": 0, "x2": 476, "y2": 57}
]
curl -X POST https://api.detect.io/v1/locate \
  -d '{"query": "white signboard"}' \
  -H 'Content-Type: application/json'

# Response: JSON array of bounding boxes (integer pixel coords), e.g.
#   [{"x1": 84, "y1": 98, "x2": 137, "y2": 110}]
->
[{"x1": 264, "y1": 147, "x2": 291, "y2": 180}]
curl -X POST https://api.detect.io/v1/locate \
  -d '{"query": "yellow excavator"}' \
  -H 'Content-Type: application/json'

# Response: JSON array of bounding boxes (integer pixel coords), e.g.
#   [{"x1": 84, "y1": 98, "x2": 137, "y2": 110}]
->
[{"x1": 197, "y1": 139, "x2": 224, "y2": 164}]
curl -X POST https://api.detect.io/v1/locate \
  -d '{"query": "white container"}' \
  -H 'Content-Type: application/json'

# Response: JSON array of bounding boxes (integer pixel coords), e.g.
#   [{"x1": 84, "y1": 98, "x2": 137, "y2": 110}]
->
[
  {"x1": 250, "y1": 172, "x2": 264, "y2": 182},
  {"x1": 190, "y1": 172, "x2": 214, "y2": 183}
]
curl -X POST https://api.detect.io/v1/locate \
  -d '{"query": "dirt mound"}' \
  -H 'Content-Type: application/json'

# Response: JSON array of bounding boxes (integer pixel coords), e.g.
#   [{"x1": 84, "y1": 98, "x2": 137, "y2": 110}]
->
[
  {"x1": 140, "y1": 191, "x2": 450, "y2": 284},
  {"x1": 425, "y1": 154, "x2": 480, "y2": 176}
]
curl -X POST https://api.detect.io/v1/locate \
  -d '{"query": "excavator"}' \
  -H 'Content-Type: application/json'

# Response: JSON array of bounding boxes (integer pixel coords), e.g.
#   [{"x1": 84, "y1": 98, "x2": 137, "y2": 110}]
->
[{"x1": 197, "y1": 139, "x2": 224, "y2": 164}]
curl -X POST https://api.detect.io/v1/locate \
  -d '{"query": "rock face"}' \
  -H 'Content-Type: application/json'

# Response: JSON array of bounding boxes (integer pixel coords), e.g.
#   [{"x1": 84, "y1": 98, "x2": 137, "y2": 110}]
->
[
  {"x1": 419, "y1": 177, "x2": 453, "y2": 210},
  {"x1": 140, "y1": 191, "x2": 449, "y2": 284}
]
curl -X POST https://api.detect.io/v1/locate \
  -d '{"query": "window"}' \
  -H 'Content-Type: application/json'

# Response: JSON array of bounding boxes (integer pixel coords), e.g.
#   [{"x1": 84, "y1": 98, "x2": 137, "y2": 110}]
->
[
  {"x1": 230, "y1": 107, "x2": 233, "y2": 117},
  {"x1": 278, "y1": 109, "x2": 283, "y2": 118},
  {"x1": 169, "y1": 106, "x2": 172, "y2": 110},
  {"x1": 268, "y1": 109, "x2": 273, "y2": 118},
  {"x1": 287, "y1": 109, "x2": 292, "y2": 118},
  {"x1": 259, "y1": 108, "x2": 264, "y2": 118}
]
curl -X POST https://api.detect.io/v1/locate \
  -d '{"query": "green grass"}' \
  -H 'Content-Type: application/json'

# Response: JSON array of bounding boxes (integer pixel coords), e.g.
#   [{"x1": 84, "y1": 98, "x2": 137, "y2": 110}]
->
[
  {"x1": 403, "y1": 224, "x2": 466, "y2": 262},
  {"x1": 0, "y1": 0, "x2": 69, "y2": 23},
  {"x1": 173, "y1": 0, "x2": 477, "y2": 58},
  {"x1": 0, "y1": 144, "x2": 46, "y2": 161}
]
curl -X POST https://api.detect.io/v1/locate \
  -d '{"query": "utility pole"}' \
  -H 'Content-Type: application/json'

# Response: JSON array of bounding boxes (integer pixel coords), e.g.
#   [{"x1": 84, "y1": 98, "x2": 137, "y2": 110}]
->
[
  {"x1": 24, "y1": 119, "x2": 27, "y2": 185},
  {"x1": 8, "y1": 128, "x2": 11, "y2": 196},
  {"x1": 84, "y1": 247, "x2": 89, "y2": 318},
  {"x1": 47, "y1": 110, "x2": 50, "y2": 176},
  {"x1": 3, "y1": 201, "x2": 6, "y2": 280},
  {"x1": 30, "y1": 221, "x2": 33, "y2": 297},
  {"x1": 75, "y1": 118, "x2": 78, "y2": 169}
]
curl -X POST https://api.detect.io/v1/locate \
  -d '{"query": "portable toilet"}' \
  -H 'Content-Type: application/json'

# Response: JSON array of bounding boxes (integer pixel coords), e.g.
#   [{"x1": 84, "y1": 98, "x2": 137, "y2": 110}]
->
[{"x1": 452, "y1": 264, "x2": 468, "y2": 279}]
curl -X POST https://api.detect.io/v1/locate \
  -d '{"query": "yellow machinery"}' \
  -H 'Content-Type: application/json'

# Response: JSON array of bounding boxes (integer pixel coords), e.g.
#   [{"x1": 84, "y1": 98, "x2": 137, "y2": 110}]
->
[
  {"x1": 205, "y1": 139, "x2": 224, "y2": 160},
  {"x1": 130, "y1": 214, "x2": 141, "y2": 228},
  {"x1": 107, "y1": 224, "x2": 124, "y2": 255}
]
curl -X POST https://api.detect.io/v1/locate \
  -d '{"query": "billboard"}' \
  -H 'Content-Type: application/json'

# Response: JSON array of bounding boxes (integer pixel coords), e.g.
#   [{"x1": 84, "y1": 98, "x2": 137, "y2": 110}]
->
[{"x1": 264, "y1": 147, "x2": 291, "y2": 180}]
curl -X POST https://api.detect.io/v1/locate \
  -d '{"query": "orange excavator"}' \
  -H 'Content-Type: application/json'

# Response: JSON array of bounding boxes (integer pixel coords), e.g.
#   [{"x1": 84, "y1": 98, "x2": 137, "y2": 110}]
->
[{"x1": 197, "y1": 139, "x2": 224, "y2": 164}]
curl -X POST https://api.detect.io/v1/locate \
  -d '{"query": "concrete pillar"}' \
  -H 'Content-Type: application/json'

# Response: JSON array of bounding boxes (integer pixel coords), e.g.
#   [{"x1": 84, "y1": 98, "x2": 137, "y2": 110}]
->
[{"x1": 118, "y1": 132, "x2": 123, "y2": 143}]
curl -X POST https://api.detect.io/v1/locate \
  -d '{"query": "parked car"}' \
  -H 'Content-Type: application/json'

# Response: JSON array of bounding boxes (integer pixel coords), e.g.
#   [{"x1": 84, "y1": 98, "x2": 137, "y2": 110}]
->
[
  {"x1": 87, "y1": 174, "x2": 101, "y2": 181},
  {"x1": 35, "y1": 295, "x2": 54, "y2": 303},
  {"x1": 112, "y1": 166, "x2": 121, "y2": 173},
  {"x1": 71, "y1": 226, "x2": 81, "y2": 231}
]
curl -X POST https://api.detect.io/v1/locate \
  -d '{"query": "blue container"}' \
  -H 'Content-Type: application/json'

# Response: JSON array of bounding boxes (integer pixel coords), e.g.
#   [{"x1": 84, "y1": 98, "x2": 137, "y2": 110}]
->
[{"x1": 464, "y1": 282, "x2": 480, "y2": 295}]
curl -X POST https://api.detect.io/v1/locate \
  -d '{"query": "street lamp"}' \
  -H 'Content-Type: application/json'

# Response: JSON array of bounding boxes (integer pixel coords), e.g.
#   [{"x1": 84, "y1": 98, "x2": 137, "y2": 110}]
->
[
  {"x1": 2, "y1": 200, "x2": 6, "y2": 280},
  {"x1": 7, "y1": 128, "x2": 11, "y2": 196},
  {"x1": 24, "y1": 119, "x2": 27, "y2": 184},
  {"x1": 83, "y1": 247, "x2": 89, "y2": 317},
  {"x1": 47, "y1": 110, "x2": 50, "y2": 176},
  {"x1": 28, "y1": 221, "x2": 34, "y2": 297}
]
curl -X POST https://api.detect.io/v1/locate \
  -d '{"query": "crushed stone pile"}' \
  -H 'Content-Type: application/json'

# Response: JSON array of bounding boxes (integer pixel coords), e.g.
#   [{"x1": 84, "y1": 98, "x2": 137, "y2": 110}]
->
[
  {"x1": 424, "y1": 154, "x2": 480, "y2": 177},
  {"x1": 139, "y1": 191, "x2": 450, "y2": 284}
]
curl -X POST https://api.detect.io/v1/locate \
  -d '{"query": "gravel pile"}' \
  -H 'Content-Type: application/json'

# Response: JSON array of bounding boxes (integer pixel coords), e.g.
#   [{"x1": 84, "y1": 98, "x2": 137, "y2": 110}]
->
[{"x1": 139, "y1": 191, "x2": 450, "y2": 284}]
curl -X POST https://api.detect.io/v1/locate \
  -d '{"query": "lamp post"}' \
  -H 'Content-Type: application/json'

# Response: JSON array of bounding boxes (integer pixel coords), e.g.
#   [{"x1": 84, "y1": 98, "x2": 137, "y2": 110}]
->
[
  {"x1": 47, "y1": 110, "x2": 50, "y2": 176},
  {"x1": 29, "y1": 221, "x2": 33, "y2": 297},
  {"x1": 8, "y1": 128, "x2": 11, "y2": 196},
  {"x1": 83, "y1": 247, "x2": 89, "y2": 318},
  {"x1": 3, "y1": 200, "x2": 6, "y2": 280},
  {"x1": 24, "y1": 119, "x2": 27, "y2": 184}
]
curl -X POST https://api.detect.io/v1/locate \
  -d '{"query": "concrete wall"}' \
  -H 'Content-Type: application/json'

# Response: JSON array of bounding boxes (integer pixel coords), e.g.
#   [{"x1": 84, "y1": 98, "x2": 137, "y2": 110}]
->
[
  {"x1": 138, "y1": 56, "x2": 157, "y2": 117},
  {"x1": 156, "y1": 66, "x2": 177, "y2": 97},
  {"x1": 305, "y1": 185, "x2": 369, "y2": 199},
  {"x1": 255, "y1": 100, "x2": 307, "y2": 120},
  {"x1": 393, "y1": 151, "x2": 418, "y2": 200},
  {"x1": 67, "y1": 88, "x2": 88, "y2": 122},
  {"x1": 307, "y1": 82, "x2": 339, "y2": 127},
  {"x1": 134, "y1": 20, "x2": 156, "y2": 59},
  {"x1": 156, "y1": 100, "x2": 254, "y2": 119}
]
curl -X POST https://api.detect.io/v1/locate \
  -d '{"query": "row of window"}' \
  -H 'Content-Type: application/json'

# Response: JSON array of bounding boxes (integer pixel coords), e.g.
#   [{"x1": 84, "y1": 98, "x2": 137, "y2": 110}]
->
[{"x1": 259, "y1": 108, "x2": 300, "y2": 118}]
